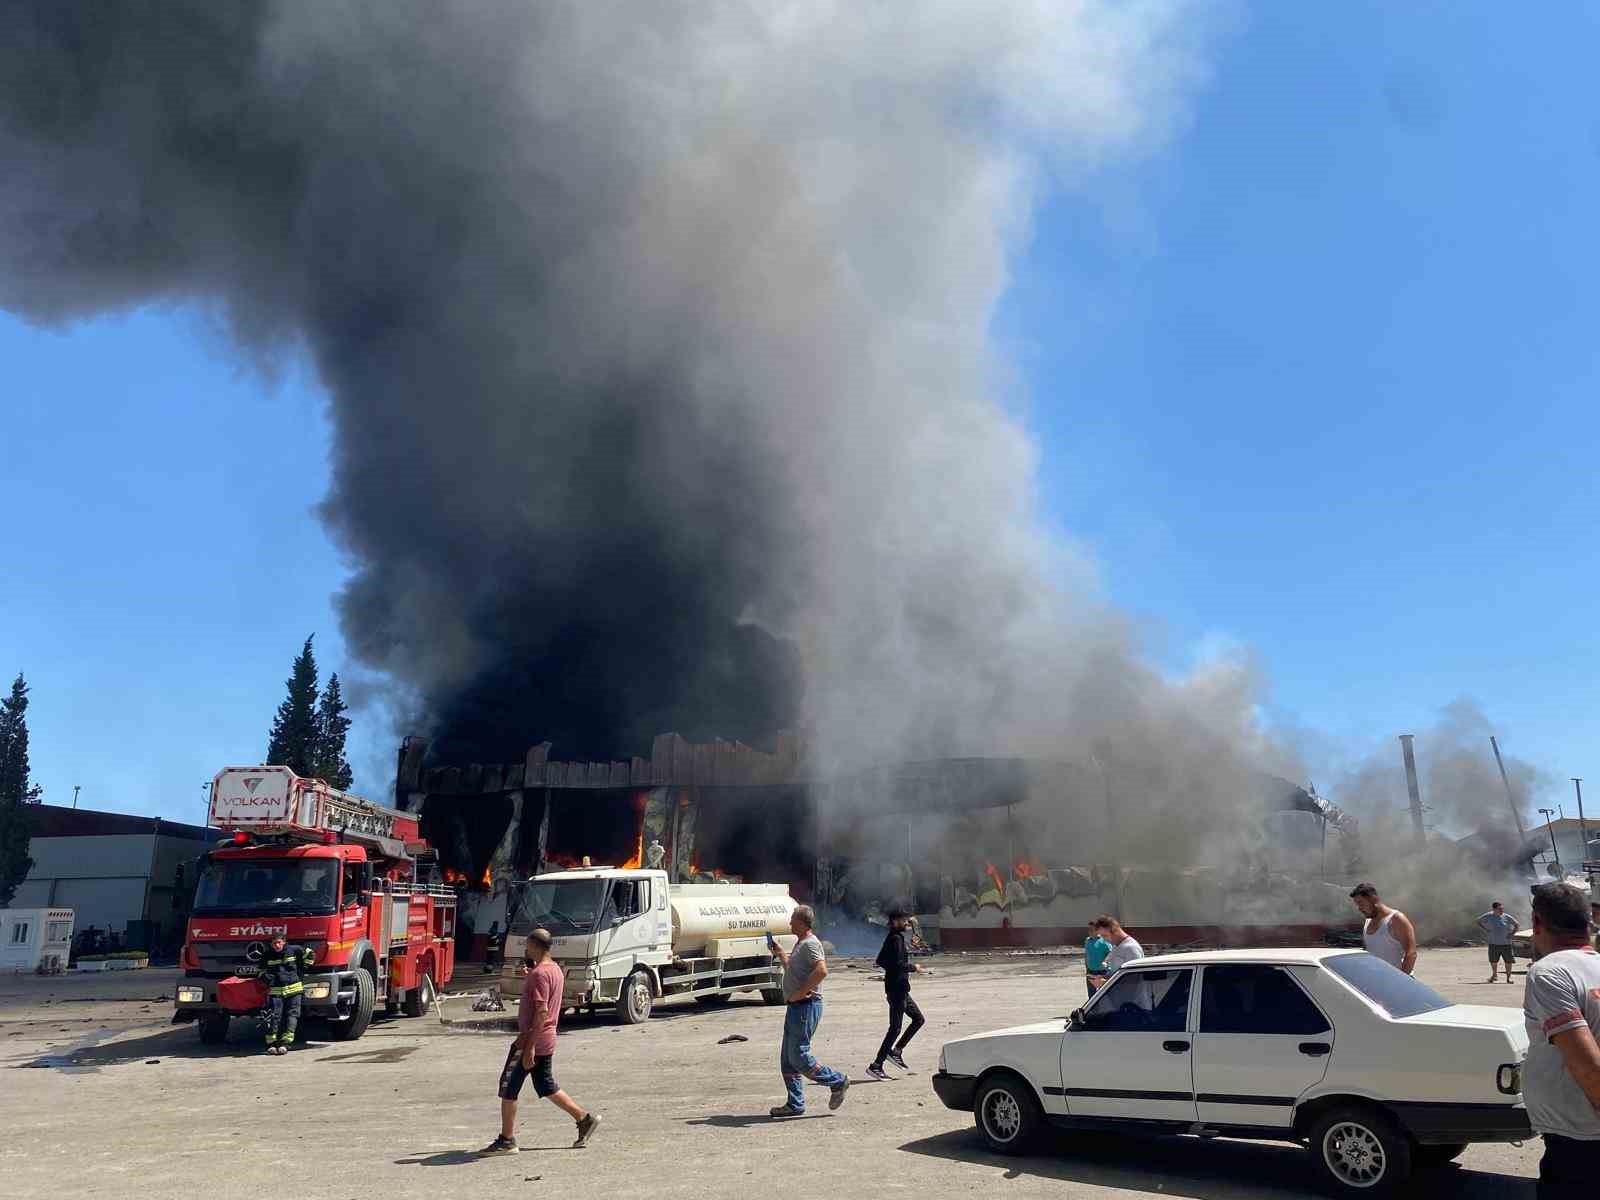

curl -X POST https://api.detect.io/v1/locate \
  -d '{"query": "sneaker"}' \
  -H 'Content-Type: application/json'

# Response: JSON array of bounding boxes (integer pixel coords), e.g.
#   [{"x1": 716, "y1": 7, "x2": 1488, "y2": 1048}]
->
[
  {"x1": 769, "y1": 1103, "x2": 804, "y2": 1118},
  {"x1": 865, "y1": 1063, "x2": 889, "y2": 1081},
  {"x1": 479, "y1": 1135, "x2": 518, "y2": 1156},
  {"x1": 829, "y1": 1077, "x2": 851, "y2": 1110},
  {"x1": 573, "y1": 1112, "x2": 603, "y2": 1148},
  {"x1": 887, "y1": 1050, "x2": 910, "y2": 1072}
]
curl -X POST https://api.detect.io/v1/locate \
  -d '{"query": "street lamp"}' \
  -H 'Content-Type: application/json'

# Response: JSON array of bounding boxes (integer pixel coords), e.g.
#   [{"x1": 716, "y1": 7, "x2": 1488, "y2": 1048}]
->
[{"x1": 72, "y1": 785, "x2": 80, "y2": 809}]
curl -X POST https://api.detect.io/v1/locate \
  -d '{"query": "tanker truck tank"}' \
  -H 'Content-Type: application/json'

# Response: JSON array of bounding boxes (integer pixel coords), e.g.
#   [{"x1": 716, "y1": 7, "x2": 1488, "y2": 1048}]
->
[{"x1": 669, "y1": 884, "x2": 796, "y2": 958}]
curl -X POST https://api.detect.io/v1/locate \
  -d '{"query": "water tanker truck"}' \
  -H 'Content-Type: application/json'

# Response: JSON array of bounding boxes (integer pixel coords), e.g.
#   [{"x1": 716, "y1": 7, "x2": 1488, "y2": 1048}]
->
[{"x1": 501, "y1": 868, "x2": 796, "y2": 1023}]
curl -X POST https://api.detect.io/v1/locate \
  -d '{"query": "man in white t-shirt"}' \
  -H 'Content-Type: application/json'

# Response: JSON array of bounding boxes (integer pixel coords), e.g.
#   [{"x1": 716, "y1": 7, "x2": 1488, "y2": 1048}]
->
[
  {"x1": 1521, "y1": 882, "x2": 1600, "y2": 1198},
  {"x1": 1092, "y1": 915, "x2": 1144, "y2": 972}
]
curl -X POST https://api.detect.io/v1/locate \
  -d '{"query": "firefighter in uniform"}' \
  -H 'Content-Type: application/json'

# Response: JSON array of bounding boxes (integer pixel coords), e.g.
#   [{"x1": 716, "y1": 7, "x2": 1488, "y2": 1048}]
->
[{"x1": 260, "y1": 932, "x2": 316, "y2": 1055}]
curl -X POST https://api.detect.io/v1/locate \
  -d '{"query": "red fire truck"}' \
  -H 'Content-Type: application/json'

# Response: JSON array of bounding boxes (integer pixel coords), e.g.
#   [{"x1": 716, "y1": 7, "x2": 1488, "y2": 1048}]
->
[{"x1": 173, "y1": 765, "x2": 456, "y2": 1045}]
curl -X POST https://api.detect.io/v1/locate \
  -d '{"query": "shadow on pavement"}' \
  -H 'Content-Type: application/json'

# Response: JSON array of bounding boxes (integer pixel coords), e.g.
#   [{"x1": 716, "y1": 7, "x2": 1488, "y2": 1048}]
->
[
  {"x1": 396, "y1": 1144, "x2": 578, "y2": 1165},
  {"x1": 684, "y1": 1113, "x2": 835, "y2": 1128},
  {"x1": 898, "y1": 1128, "x2": 1534, "y2": 1199},
  {"x1": 394, "y1": 1150, "x2": 484, "y2": 1167},
  {"x1": 9, "y1": 1022, "x2": 337, "y2": 1069}
]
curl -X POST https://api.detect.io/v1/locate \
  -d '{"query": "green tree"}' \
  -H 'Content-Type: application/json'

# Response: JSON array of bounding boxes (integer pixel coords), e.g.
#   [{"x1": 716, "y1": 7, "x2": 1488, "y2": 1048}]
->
[
  {"x1": 265, "y1": 636, "x2": 320, "y2": 777},
  {"x1": 311, "y1": 672, "x2": 354, "y2": 790},
  {"x1": 0, "y1": 673, "x2": 41, "y2": 905}
]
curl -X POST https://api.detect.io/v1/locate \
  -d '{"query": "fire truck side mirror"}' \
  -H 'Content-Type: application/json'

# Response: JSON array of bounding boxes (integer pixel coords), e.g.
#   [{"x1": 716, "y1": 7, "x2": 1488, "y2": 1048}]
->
[{"x1": 357, "y1": 863, "x2": 374, "y2": 905}]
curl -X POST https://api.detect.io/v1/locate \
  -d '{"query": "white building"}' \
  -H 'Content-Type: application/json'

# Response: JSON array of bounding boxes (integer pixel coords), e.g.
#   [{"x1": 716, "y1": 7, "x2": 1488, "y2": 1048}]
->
[{"x1": 0, "y1": 908, "x2": 74, "y2": 973}]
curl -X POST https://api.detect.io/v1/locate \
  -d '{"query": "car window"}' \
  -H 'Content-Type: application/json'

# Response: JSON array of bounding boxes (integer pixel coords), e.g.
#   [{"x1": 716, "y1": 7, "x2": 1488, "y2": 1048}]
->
[
  {"x1": 1200, "y1": 964, "x2": 1330, "y2": 1035},
  {"x1": 1083, "y1": 968, "x2": 1192, "y2": 1033},
  {"x1": 1324, "y1": 951, "x2": 1450, "y2": 1018}
]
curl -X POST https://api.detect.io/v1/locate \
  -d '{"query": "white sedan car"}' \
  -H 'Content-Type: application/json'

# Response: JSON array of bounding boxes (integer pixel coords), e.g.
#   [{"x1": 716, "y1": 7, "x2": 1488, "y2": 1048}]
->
[{"x1": 932, "y1": 948, "x2": 1530, "y2": 1195}]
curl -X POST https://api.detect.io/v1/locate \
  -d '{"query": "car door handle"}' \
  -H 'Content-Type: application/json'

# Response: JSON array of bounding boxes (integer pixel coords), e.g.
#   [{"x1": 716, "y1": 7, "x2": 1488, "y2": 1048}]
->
[
  {"x1": 1162, "y1": 1040, "x2": 1190, "y2": 1054},
  {"x1": 1299, "y1": 1042, "x2": 1331, "y2": 1057}
]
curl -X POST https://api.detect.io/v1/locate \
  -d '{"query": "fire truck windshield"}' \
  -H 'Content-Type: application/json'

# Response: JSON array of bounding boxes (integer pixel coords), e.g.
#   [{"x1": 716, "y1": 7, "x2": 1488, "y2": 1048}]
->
[
  {"x1": 509, "y1": 879, "x2": 607, "y2": 937},
  {"x1": 192, "y1": 859, "x2": 339, "y2": 916}
]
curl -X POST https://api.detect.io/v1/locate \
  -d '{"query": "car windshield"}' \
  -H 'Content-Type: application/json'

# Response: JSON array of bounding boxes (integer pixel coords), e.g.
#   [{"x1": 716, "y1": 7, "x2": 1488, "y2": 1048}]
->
[
  {"x1": 508, "y1": 879, "x2": 608, "y2": 938},
  {"x1": 192, "y1": 859, "x2": 338, "y2": 916},
  {"x1": 1324, "y1": 951, "x2": 1451, "y2": 1018}
]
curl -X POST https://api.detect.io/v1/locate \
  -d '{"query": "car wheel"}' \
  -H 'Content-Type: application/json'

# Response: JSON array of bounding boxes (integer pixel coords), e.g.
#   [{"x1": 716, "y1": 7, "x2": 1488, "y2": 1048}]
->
[
  {"x1": 974, "y1": 1073, "x2": 1042, "y2": 1154},
  {"x1": 197, "y1": 1013, "x2": 229, "y2": 1045},
  {"x1": 1309, "y1": 1105, "x2": 1411, "y2": 1194},
  {"x1": 1412, "y1": 1143, "x2": 1467, "y2": 1169}
]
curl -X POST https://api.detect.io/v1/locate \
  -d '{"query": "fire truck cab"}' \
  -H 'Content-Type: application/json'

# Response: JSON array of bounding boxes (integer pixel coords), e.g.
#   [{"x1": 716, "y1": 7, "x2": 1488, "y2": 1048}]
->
[{"x1": 173, "y1": 766, "x2": 456, "y2": 1045}]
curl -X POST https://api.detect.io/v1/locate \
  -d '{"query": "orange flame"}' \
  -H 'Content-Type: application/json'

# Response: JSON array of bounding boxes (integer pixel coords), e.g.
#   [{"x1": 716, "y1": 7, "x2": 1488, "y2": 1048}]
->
[
  {"x1": 984, "y1": 862, "x2": 1007, "y2": 896},
  {"x1": 618, "y1": 791, "x2": 649, "y2": 869},
  {"x1": 442, "y1": 865, "x2": 492, "y2": 890},
  {"x1": 1014, "y1": 861, "x2": 1039, "y2": 881}
]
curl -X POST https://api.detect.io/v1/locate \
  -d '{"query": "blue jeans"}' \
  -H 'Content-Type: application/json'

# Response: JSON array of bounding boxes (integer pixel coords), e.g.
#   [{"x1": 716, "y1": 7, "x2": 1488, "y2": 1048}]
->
[{"x1": 781, "y1": 996, "x2": 845, "y2": 1110}]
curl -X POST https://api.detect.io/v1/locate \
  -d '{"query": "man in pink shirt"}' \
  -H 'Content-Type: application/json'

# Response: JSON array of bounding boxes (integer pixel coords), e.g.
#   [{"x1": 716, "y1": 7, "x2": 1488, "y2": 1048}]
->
[{"x1": 481, "y1": 927, "x2": 602, "y2": 1153}]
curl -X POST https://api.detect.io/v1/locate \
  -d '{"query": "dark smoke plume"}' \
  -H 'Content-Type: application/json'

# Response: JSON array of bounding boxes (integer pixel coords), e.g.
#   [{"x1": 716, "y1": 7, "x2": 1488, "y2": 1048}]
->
[{"x1": 2, "y1": 3, "x2": 1267, "y2": 777}]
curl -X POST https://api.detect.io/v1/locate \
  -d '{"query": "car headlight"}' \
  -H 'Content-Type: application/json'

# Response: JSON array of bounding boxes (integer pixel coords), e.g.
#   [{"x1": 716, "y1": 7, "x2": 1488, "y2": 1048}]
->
[
  {"x1": 177, "y1": 985, "x2": 205, "y2": 1004},
  {"x1": 303, "y1": 982, "x2": 332, "y2": 1000}
]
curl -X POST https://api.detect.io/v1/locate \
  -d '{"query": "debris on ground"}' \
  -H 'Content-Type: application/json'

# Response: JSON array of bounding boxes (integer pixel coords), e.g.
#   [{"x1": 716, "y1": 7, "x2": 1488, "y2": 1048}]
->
[
  {"x1": 470, "y1": 990, "x2": 506, "y2": 1013},
  {"x1": 717, "y1": 1034, "x2": 748, "y2": 1045}
]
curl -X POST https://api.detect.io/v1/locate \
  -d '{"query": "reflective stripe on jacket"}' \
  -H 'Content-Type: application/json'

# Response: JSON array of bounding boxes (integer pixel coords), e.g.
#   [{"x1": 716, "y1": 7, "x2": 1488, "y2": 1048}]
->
[{"x1": 261, "y1": 945, "x2": 316, "y2": 996}]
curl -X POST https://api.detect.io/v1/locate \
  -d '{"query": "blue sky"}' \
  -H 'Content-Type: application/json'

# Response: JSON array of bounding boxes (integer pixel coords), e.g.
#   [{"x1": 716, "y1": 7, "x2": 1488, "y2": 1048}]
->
[{"x1": 4, "y1": 3, "x2": 1596, "y2": 821}]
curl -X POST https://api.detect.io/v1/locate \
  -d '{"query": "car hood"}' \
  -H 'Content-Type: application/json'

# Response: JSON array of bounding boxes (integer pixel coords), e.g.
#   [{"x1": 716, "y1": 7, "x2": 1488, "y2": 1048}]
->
[
  {"x1": 947, "y1": 1019, "x2": 1067, "y2": 1046},
  {"x1": 1397, "y1": 1004, "x2": 1525, "y2": 1034}
]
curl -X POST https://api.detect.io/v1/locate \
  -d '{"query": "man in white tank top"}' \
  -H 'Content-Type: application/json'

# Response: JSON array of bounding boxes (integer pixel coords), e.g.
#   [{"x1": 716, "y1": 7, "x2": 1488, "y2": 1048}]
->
[{"x1": 1349, "y1": 882, "x2": 1417, "y2": 975}]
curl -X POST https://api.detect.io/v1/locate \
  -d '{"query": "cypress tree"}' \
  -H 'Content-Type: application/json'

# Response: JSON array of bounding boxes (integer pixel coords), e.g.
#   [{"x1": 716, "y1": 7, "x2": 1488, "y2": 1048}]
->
[
  {"x1": 312, "y1": 673, "x2": 354, "y2": 790},
  {"x1": 0, "y1": 673, "x2": 41, "y2": 905},
  {"x1": 265, "y1": 637, "x2": 320, "y2": 777}
]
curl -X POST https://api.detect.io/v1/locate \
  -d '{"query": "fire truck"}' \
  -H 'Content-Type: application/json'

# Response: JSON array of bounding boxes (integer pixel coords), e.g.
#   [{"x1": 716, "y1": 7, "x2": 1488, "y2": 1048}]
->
[{"x1": 173, "y1": 766, "x2": 456, "y2": 1045}]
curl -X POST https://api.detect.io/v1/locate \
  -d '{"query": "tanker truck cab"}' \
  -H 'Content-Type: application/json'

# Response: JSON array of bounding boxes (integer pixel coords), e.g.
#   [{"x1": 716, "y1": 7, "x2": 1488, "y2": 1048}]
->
[{"x1": 503, "y1": 869, "x2": 797, "y2": 1024}]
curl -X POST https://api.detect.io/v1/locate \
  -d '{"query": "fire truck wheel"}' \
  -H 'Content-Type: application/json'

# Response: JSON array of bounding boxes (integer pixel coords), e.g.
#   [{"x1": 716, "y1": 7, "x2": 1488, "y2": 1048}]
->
[
  {"x1": 328, "y1": 967, "x2": 377, "y2": 1041},
  {"x1": 403, "y1": 972, "x2": 435, "y2": 1018},
  {"x1": 615, "y1": 969, "x2": 653, "y2": 1024},
  {"x1": 197, "y1": 1014, "x2": 229, "y2": 1045}
]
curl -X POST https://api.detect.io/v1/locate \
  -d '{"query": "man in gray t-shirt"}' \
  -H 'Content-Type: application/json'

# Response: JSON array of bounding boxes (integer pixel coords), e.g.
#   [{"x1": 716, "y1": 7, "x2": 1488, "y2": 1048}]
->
[
  {"x1": 767, "y1": 904, "x2": 848, "y2": 1117},
  {"x1": 1521, "y1": 883, "x2": 1600, "y2": 1198},
  {"x1": 1477, "y1": 901, "x2": 1520, "y2": 984}
]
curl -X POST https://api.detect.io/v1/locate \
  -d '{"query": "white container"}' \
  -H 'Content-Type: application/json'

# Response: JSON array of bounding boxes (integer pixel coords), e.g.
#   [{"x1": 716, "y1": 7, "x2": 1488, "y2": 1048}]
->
[{"x1": 0, "y1": 907, "x2": 74, "y2": 973}]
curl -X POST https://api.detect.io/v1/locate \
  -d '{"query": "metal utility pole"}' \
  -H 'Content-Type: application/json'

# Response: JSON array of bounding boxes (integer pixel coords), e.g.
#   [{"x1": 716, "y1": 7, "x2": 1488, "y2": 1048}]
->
[
  {"x1": 1489, "y1": 736, "x2": 1528, "y2": 838},
  {"x1": 1399, "y1": 735, "x2": 1426, "y2": 850},
  {"x1": 72, "y1": 785, "x2": 80, "y2": 809},
  {"x1": 1538, "y1": 807, "x2": 1562, "y2": 871},
  {"x1": 1573, "y1": 778, "x2": 1590, "y2": 865}
]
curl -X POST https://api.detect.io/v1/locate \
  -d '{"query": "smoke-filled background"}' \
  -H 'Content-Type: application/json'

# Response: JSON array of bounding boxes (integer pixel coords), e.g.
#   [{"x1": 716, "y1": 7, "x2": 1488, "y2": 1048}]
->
[
  {"x1": 0, "y1": 1, "x2": 1218, "y2": 762},
  {"x1": 0, "y1": 2, "x2": 1564, "y2": 922}
]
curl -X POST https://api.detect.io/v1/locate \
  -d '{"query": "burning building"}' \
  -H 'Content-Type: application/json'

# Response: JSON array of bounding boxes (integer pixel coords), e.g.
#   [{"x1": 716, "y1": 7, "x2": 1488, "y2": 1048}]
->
[{"x1": 398, "y1": 732, "x2": 1355, "y2": 954}]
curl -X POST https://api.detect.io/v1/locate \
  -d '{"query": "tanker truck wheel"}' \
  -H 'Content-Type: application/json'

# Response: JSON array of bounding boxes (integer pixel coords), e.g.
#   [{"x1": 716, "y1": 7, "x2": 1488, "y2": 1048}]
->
[
  {"x1": 197, "y1": 1013, "x2": 229, "y2": 1045},
  {"x1": 328, "y1": 967, "x2": 377, "y2": 1041},
  {"x1": 615, "y1": 969, "x2": 653, "y2": 1024}
]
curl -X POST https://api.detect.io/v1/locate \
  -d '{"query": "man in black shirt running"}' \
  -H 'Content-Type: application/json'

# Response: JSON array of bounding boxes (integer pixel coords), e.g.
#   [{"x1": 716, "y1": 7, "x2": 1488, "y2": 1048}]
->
[{"x1": 867, "y1": 909, "x2": 926, "y2": 1080}]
